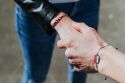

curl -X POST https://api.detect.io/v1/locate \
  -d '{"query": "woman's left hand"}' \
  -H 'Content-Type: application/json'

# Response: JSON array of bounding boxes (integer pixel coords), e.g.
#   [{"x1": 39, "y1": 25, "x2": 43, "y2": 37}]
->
[{"x1": 57, "y1": 22, "x2": 107, "y2": 72}]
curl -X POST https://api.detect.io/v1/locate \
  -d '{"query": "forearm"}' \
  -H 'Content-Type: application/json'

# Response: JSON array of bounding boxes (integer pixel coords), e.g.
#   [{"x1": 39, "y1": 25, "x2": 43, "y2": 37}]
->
[
  {"x1": 98, "y1": 45, "x2": 125, "y2": 83},
  {"x1": 14, "y1": 0, "x2": 77, "y2": 37}
]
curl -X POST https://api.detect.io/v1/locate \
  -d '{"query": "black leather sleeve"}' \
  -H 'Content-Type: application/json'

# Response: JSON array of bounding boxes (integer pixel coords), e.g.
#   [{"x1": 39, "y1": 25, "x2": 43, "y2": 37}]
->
[{"x1": 14, "y1": 0, "x2": 61, "y2": 35}]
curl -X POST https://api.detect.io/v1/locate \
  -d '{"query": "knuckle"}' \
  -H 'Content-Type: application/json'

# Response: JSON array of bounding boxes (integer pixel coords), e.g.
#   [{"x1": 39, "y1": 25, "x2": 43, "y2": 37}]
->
[
  {"x1": 65, "y1": 51, "x2": 68, "y2": 57},
  {"x1": 81, "y1": 22, "x2": 86, "y2": 26},
  {"x1": 91, "y1": 28, "x2": 96, "y2": 31},
  {"x1": 65, "y1": 49, "x2": 70, "y2": 57},
  {"x1": 85, "y1": 27, "x2": 95, "y2": 33},
  {"x1": 57, "y1": 42, "x2": 62, "y2": 48},
  {"x1": 90, "y1": 28, "x2": 96, "y2": 32},
  {"x1": 65, "y1": 40, "x2": 73, "y2": 47},
  {"x1": 57, "y1": 42, "x2": 60, "y2": 47}
]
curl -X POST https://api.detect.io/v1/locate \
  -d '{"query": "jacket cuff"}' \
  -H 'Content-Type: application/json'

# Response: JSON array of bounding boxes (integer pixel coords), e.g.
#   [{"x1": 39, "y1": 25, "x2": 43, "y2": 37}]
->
[{"x1": 14, "y1": 0, "x2": 61, "y2": 35}]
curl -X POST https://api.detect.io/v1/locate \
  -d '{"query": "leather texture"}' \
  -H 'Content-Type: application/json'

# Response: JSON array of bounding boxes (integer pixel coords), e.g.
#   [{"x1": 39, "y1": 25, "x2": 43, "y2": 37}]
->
[{"x1": 14, "y1": 0, "x2": 61, "y2": 35}]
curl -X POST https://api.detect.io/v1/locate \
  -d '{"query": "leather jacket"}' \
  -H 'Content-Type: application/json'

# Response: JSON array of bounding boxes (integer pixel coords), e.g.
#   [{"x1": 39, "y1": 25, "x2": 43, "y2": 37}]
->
[{"x1": 14, "y1": 0, "x2": 61, "y2": 35}]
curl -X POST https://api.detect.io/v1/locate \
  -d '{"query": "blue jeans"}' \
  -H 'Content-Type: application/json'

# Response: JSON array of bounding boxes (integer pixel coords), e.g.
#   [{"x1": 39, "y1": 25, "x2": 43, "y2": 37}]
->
[{"x1": 15, "y1": 0, "x2": 100, "y2": 83}]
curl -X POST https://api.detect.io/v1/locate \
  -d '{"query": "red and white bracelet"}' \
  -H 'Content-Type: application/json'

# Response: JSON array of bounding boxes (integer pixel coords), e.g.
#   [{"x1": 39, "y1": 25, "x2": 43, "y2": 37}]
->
[
  {"x1": 51, "y1": 13, "x2": 67, "y2": 28},
  {"x1": 92, "y1": 44, "x2": 110, "y2": 72}
]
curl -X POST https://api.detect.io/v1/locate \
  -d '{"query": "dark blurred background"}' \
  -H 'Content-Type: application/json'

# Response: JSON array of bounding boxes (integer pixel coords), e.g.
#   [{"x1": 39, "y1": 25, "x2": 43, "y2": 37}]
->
[{"x1": 0, "y1": 0, "x2": 125, "y2": 83}]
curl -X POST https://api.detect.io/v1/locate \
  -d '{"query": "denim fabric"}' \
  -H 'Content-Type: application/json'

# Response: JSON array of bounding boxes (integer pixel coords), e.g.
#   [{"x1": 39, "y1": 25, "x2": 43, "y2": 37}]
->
[{"x1": 15, "y1": 0, "x2": 100, "y2": 83}]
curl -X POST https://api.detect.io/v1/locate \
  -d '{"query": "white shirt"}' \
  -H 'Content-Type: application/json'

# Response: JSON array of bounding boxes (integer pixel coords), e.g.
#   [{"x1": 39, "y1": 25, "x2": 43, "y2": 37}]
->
[{"x1": 48, "y1": 0, "x2": 80, "y2": 3}]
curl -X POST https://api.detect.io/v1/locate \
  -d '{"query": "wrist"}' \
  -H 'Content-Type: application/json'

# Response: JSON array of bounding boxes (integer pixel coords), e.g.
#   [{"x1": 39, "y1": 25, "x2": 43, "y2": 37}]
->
[
  {"x1": 51, "y1": 12, "x2": 74, "y2": 33},
  {"x1": 91, "y1": 43, "x2": 109, "y2": 72},
  {"x1": 97, "y1": 45, "x2": 125, "y2": 83},
  {"x1": 51, "y1": 12, "x2": 66, "y2": 28},
  {"x1": 97, "y1": 45, "x2": 114, "y2": 73}
]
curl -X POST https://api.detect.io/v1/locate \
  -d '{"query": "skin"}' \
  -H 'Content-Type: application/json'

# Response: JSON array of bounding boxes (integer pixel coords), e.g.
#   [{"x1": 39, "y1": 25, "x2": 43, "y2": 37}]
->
[
  {"x1": 51, "y1": 12, "x2": 125, "y2": 83},
  {"x1": 57, "y1": 21, "x2": 107, "y2": 72},
  {"x1": 58, "y1": 21, "x2": 125, "y2": 83},
  {"x1": 51, "y1": 12, "x2": 104, "y2": 73},
  {"x1": 51, "y1": 12, "x2": 80, "y2": 48}
]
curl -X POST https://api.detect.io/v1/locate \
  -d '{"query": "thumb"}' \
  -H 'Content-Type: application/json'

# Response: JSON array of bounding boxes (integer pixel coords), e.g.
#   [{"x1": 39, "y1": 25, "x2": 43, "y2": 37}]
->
[
  {"x1": 57, "y1": 40, "x2": 66, "y2": 48},
  {"x1": 57, "y1": 40, "x2": 71, "y2": 48}
]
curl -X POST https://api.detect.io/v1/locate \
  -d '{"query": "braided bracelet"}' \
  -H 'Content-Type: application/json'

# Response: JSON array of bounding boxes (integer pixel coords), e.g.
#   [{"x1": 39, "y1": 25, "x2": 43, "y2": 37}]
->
[{"x1": 52, "y1": 13, "x2": 67, "y2": 28}]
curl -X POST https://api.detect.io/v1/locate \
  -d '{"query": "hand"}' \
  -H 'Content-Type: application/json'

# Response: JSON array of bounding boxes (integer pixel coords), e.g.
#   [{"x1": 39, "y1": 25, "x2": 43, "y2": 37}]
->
[
  {"x1": 51, "y1": 13, "x2": 81, "y2": 48},
  {"x1": 57, "y1": 22, "x2": 107, "y2": 72}
]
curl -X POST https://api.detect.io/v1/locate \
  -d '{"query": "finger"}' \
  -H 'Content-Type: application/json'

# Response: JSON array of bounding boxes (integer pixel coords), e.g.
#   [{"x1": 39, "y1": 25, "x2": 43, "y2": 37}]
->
[
  {"x1": 57, "y1": 40, "x2": 66, "y2": 48},
  {"x1": 57, "y1": 40, "x2": 69, "y2": 48},
  {"x1": 72, "y1": 22, "x2": 87, "y2": 33},
  {"x1": 57, "y1": 39, "x2": 73, "y2": 48},
  {"x1": 65, "y1": 48, "x2": 78, "y2": 58},
  {"x1": 69, "y1": 59, "x2": 81, "y2": 64},
  {"x1": 73, "y1": 66, "x2": 82, "y2": 72}
]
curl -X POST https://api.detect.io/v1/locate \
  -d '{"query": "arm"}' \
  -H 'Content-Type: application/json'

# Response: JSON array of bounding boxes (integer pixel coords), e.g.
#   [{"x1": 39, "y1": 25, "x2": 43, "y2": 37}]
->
[
  {"x1": 58, "y1": 22, "x2": 125, "y2": 83},
  {"x1": 14, "y1": 0, "x2": 61, "y2": 35},
  {"x1": 98, "y1": 45, "x2": 125, "y2": 83},
  {"x1": 14, "y1": 0, "x2": 79, "y2": 42},
  {"x1": 15, "y1": 0, "x2": 81, "y2": 47}
]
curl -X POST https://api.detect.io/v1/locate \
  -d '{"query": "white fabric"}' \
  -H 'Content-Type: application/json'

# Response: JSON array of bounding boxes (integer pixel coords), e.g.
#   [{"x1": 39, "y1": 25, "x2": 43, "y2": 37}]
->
[{"x1": 48, "y1": 0, "x2": 80, "y2": 3}]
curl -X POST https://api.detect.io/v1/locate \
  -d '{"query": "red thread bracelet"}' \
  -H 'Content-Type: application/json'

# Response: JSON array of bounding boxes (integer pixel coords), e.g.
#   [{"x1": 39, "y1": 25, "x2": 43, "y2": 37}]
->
[{"x1": 52, "y1": 14, "x2": 67, "y2": 28}]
